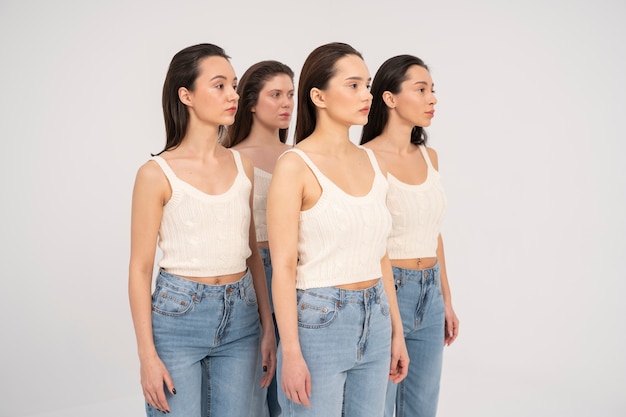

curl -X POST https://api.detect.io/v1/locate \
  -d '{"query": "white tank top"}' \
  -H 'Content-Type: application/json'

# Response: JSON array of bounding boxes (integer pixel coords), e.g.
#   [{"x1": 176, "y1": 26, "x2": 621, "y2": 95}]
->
[
  {"x1": 284, "y1": 147, "x2": 392, "y2": 290},
  {"x1": 152, "y1": 149, "x2": 252, "y2": 276},
  {"x1": 253, "y1": 167, "x2": 271, "y2": 243},
  {"x1": 386, "y1": 145, "x2": 447, "y2": 259}
]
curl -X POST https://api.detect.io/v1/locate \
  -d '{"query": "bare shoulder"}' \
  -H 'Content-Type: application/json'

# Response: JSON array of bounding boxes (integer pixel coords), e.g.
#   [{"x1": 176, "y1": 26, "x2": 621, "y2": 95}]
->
[
  {"x1": 135, "y1": 159, "x2": 165, "y2": 184},
  {"x1": 274, "y1": 149, "x2": 307, "y2": 177},
  {"x1": 425, "y1": 146, "x2": 439, "y2": 170}
]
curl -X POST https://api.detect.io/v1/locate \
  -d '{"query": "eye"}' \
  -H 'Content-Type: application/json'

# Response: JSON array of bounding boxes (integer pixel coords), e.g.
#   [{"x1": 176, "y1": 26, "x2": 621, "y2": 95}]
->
[
  {"x1": 431, "y1": 89, "x2": 436, "y2": 94},
  {"x1": 215, "y1": 83, "x2": 224, "y2": 89},
  {"x1": 288, "y1": 92, "x2": 295, "y2": 98},
  {"x1": 271, "y1": 92, "x2": 280, "y2": 98},
  {"x1": 349, "y1": 83, "x2": 357, "y2": 89},
  {"x1": 366, "y1": 84, "x2": 371, "y2": 91},
  {"x1": 418, "y1": 87, "x2": 426, "y2": 93}
]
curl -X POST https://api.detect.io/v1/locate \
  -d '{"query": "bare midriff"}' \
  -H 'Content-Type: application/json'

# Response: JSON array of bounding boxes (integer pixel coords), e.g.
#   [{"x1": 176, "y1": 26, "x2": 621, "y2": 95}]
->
[
  {"x1": 336, "y1": 278, "x2": 381, "y2": 290},
  {"x1": 391, "y1": 256, "x2": 437, "y2": 271},
  {"x1": 177, "y1": 270, "x2": 247, "y2": 286}
]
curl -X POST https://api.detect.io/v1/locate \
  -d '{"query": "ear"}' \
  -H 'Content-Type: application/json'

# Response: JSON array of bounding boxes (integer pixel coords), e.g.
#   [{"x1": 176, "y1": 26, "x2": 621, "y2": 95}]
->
[
  {"x1": 310, "y1": 87, "x2": 326, "y2": 109},
  {"x1": 178, "y1": 87, "x2": 192, "y2": 106},
  {"x1": 382, "y1": 91, "x2": 396, "y2": 109}
]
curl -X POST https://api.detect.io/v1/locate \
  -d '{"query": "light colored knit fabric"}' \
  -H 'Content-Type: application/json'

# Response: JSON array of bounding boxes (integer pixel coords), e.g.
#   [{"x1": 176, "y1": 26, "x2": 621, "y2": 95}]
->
[
  {"x1": 386, "y1": 145, "x2": 447, "y2": 259},
  {"x1": 284, "y1": 147, "x2": 392, "y2": 290},
  {"x1": 151, "y1": 149, "x2": 252, "y2": 277},
  {"x1": 252, "y1": 167, "x2": 271, "y2": 243}
]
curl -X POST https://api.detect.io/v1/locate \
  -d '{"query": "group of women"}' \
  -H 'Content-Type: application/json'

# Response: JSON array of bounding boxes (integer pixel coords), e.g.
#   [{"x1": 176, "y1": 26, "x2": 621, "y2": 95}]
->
[{"x1": 128, "y1": 42, "x2": 459, "y2": 417}]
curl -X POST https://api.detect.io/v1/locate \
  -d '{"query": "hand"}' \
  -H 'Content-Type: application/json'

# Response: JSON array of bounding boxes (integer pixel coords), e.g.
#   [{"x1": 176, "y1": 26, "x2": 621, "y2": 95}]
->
[
  {"x1": 259, "y1": 328, "x2": 277, "y2": 387},
  {"x1": 140, "y1": 354, "x2": 175, "y2": 413},
  {"x1": 389, "y1": 334, "x2": 409, "y2": 384},
  {"x1": 281, "y1": 352, "x2": 312, "y2": 407},
  {"x1": 444, "y1": 304, "x2": 459, "y2": 346}
]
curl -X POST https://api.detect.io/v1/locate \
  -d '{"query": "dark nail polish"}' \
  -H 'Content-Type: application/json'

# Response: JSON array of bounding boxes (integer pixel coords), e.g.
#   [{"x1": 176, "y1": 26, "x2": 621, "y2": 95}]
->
[
  {"x1": 172, "y1": 388, "x2": 177, "y2": 395},
  {"x1": 262, "y1": 365, "x2": 268, "y2": 372}
]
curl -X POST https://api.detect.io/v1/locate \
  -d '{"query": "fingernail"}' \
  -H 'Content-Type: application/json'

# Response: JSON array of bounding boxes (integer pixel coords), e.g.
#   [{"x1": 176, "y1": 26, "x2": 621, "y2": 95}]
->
[
  {"x1": 262, "y1": 365, "x2": 268, "y2": 372},
  {"x1": 172, "y1": 388, "x2": 177, "y2": 395}
]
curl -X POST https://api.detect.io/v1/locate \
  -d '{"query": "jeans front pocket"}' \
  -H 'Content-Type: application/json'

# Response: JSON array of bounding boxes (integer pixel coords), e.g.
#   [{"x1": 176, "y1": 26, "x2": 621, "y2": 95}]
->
[
  {"x1": 151, "y1": 284, "x2": 194, "y2": 317},
  {"x1": 296, "y1": 291, "x2": 338, "y2": 329}
]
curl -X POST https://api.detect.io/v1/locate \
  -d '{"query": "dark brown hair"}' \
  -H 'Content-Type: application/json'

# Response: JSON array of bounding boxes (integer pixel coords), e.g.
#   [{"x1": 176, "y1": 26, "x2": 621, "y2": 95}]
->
[
  {"x1": 159, "y1": 43, "x2": 230, "y2": 154},
  {"x1": 294, "y1": 42, "x2": 363, "y2": 144},
  {"x1": 361, "y1": 55, "x2": 430, "y2": 146},
  {"x1": 223, "y1": 60, "x2": 294, "y2": 147}
]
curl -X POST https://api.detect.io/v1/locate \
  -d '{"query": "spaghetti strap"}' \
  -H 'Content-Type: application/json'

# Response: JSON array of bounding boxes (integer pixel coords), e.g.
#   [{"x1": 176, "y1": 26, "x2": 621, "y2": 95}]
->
[
  {"x1": 229, "y1": 149, "x2": 246, "y2": 175},
  {"x1": 281, "y1": 148, "x2": 331, "y2": 187},
  {"x1": 418, "y1": 145, "x2": 435, "y2": 170},
  {"x1": 150, "y1": 155, "x2": 179, "y2": 185},
  {"x1": 361, "y1": 147, "x2": 385, "y2": 178}
]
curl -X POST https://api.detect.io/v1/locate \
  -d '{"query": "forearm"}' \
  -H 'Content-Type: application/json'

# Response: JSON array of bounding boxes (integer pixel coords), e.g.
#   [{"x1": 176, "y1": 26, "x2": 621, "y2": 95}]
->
[
  {"x1": 381, "y1": 254, "x2": 404, "y2": 337},
  {"x1": 272, "y1": 266, "x2": 301, "y2": 357},
  {"x1": 129, "y1": 267, "x2": 158, "y2": 360},
  {"x1": 436, "y1": 234, "x2": 453, "y2": 306}
]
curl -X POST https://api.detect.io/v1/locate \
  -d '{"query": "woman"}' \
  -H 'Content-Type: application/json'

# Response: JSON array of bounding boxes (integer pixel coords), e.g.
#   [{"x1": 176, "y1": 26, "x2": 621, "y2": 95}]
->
[
  {"x1": 128, "y1": 43, "x2": 276, "y2": 417},
  {"x1": 223, "y1": 59, "x2": 295, "y2": 417},
  {"x1": 361, "y1": 54, "x2": 460, "y2": 417},
  {"x1": 267, "y1": 42, "x2": 409, "y2": 417}
]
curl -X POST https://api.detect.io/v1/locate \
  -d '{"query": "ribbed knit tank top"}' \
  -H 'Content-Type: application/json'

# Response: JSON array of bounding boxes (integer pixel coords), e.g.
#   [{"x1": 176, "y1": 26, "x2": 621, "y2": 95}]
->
[
  {"x1": 284, "y1": 147, "x2": 392, "y2": 290},
  {"x1": 386, "y1": 145, "x2": 447, "y2": 259},
  {"x1": 151, "y1": 149, "x2": 252, "y2": 277}
]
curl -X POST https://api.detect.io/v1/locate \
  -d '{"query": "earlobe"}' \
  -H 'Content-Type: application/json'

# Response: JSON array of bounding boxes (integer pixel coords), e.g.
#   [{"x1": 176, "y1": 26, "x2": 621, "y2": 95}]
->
[
  {"x1": 382, "y1": 91, "x2": 395, "y2": 109},
  {"x1": 310, "y1": 88, "x2": 326, "y2": 108},
  {"x1": 178, "y1": 87, "x2": 192, "y2": 106}
]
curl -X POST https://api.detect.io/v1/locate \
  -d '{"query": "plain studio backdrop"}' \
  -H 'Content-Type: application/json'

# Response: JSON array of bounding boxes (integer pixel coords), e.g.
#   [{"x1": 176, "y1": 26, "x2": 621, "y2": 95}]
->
[{"x1": 1, "y1": 0, "x2": 624, "y2": 416}]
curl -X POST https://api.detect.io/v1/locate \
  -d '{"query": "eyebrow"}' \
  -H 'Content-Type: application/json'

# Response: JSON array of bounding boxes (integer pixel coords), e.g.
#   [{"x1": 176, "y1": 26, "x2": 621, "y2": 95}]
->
[
  {"x1": 210, "y1": 75, "x2": 238, "y2": 83},
  {"x1": 345, "y1": 76, "x2": 372, "y2": 82}
]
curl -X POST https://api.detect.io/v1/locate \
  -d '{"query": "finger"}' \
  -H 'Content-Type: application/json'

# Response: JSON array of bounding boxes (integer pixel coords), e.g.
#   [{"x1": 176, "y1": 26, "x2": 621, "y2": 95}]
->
[{"x1": 297, "y1": 389, "x2": 311, "y2": 408}]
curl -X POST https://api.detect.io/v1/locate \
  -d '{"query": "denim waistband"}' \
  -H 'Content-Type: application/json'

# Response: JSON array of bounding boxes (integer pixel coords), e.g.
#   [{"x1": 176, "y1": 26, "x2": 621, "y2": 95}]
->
[
  {"x1": 391, "y1": 262, "x2": 440, "y2": 285},
  {"x1": 297, "y1": 279, "x2": 384, "y2": 304},
  {"x1": 157, "y1": 269, "x2": 252, "y2": 299}
]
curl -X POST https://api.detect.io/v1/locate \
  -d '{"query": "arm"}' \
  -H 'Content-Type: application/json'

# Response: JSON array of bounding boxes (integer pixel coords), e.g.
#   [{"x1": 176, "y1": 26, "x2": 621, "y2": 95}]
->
[
  {"x1": 382, "y1": 254, "x2": 410, "y2": 384},
  {"x1": 266, "y1": 153, "x2": 312, "y2": 407},
  {"x1": 428, "y1": 147, "x2": 459, "y2": 345},
  {"x1": 436, "y1": 235, "x2": 459, "y2": 345},
  {"x1": 241, "y1": 155, "x2": 277, "y2": 387},
  {"x1": 128, "y1": 162, "x2": 175, "y2": 413},
  {"x1": 372, "y1": 151, "x2": 410, "y2": 383}
]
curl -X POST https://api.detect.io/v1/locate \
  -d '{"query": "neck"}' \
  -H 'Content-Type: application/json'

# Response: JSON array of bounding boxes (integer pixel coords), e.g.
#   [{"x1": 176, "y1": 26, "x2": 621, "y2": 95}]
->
[{"x1": 246, "y1": 123, "x2": 283, "y2": 146}]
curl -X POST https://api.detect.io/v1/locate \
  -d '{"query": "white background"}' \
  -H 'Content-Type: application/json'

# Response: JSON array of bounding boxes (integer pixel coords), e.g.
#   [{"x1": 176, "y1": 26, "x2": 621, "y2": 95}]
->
[{"x1": 1, "y1": 0, "x2": 624, "y2": 416}]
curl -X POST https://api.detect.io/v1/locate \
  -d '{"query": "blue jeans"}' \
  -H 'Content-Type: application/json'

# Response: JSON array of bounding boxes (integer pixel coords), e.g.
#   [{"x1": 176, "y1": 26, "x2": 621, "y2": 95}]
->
[
  {"x1": 278, "y1": 279, "x2": 392, "y2": 417},
  {"x1": 385, "y1": 263, "x2": 445, "y2": 417},
  {"x1": 250, "y1": 247, "x2": 281, "y2": 417},
  {"x1": 148, "y1": 269, "x2": 261, "y2": 417}
]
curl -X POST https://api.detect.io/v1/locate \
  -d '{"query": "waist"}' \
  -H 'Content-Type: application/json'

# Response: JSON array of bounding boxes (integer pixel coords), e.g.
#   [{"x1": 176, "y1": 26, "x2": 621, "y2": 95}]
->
[
  {"x1": 335, "y1": 278, "x2": 381, "y2": 290},
  {"x1": 390, "y1": 257, "x2": 438, "y2": 270},
  {"x1": 297, "y1": 279, "x2": 384, "y2": 303},
  {"x1": 157, "y1": 269, "x2": 253, "y2": 298},
  {"x1": 171, "y1": 269, "x2": 247, "y2": 285}
]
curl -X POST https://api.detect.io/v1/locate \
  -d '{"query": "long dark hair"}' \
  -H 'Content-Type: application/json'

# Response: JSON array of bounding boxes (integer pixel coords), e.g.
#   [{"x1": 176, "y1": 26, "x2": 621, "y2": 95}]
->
[
  {"x1": 223, "y1": 60, "x2": 294, "y2": 147},
  {"x1": 159, "y1": 43, "x2": 230, "y2": 154},
  {"x1": 295, "y1": 42, "x2": 363, "y2": 144},
  {"x1": 361, "y1": 55, "x2": 430, "y2": 146}
]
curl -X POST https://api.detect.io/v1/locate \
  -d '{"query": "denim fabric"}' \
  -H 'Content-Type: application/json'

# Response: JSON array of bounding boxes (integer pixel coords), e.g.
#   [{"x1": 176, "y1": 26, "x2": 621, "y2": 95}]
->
[
  {"x1": 278, "y1": 279, "x2": 391, "y2": 417},
  {"x1": 250, "y1": 247, "x2": 281, "y2": 417},
  {"x1": 385, "y1": 263, "x2": 445, "y2": 417},
  {"x1": 148, "y1": 269, "x2": 261, "y2": 417}
]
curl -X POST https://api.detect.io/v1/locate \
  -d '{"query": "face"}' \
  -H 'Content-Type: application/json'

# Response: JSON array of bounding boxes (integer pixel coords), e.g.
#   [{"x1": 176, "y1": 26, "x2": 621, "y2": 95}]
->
[
  {"x1": 318, "y1": 54, "x2": 372, "y2": 126},
  {"x1": 252, "y1": 74, "x2": 294, "y2": 130},
  {"x1": 391, "y1": 65, "x2": 437, "y2": 127},
  {"x1": 183, "y1": 56, "x2": 239, "y2": 127}
]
